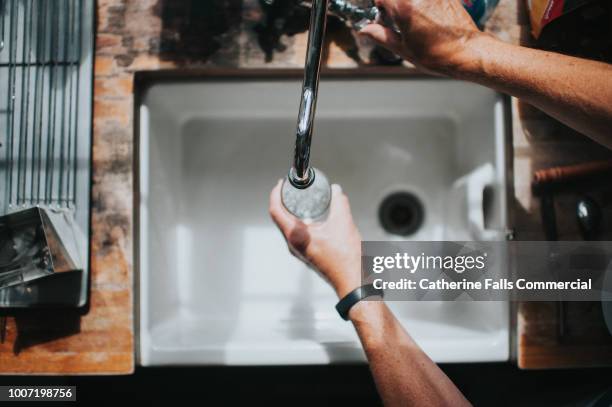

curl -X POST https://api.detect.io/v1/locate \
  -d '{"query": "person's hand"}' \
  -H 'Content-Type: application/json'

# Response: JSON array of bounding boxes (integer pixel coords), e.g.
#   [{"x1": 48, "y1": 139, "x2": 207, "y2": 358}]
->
[
  {"x1": 360, "y1": 0, "x2": 487, "y2": 75},
  {"x1": 269, "y1": 180, "x2": 362, "y2": 298}
]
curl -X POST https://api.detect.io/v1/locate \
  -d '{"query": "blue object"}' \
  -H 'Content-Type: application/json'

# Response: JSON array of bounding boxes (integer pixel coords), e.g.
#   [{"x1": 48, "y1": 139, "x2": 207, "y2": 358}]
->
[{"x1": 462, "y1": 0, "x2": 500, "y2": 28}]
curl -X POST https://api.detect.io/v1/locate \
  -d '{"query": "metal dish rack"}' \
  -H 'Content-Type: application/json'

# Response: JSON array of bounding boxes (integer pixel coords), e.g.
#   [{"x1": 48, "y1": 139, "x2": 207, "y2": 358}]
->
[{"x1": 0, "y1": 0, "x2": 94, "y2": 308}]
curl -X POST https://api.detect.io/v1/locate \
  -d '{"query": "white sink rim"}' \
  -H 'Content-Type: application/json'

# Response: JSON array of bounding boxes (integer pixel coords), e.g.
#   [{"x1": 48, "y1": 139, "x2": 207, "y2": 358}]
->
[{"x1": 136, "y1": 71, "x2": 512, "y2": 366}]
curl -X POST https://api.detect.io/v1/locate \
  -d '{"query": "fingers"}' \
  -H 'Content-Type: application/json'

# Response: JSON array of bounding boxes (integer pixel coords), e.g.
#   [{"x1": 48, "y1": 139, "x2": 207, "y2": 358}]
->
[
  {"x1": 269, "y1": 179, "x2": 299, "y2": 237},
  {"x1": 270, "y1": 180, "x2": 353, "y2": 231},
  {"x1": 331, "y1": 184, "x2": 345, "y2": 203},
  {"x1": 358, "y1": 23, "x2": 403, "y2": 56},
  {"x1": 373, "y1": 0, "x2": 393, "y2": 12},
  {"x1": 374, "y1": 0, "x2": 400, "y2": 21},
  {"x1": 328, "y1": 183, "x2": 352, "y2": 219}
]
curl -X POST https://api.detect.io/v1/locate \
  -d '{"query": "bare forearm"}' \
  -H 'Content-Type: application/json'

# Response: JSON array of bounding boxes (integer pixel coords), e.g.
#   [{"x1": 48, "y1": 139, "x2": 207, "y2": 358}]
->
[
  {"x1": 456, "y1": 34, "x2": 612, "y2": 149},
  {"x1": 361, "y1": 1, "x2": 612, "y2": 148},
  {"x1": 349, "y1": 301, "x2": 471, "y2": 407}
]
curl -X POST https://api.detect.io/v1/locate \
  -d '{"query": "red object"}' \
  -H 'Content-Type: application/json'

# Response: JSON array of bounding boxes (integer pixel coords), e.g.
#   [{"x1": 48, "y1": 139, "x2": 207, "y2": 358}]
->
[
  {"x1": 542, "y1": 0, "x2": 565, "y2": 25},
  {"x1": 527, "y1": 0, "x2": 594, "y2": 38}
]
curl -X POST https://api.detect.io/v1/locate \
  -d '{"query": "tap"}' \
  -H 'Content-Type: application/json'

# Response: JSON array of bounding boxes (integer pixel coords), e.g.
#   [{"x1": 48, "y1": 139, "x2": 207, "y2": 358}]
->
[
  {"x1": 282, "y1": 0, "x2": 384, "y2": 219},
  {"x1": 296, "y1": 0, "x2": 383, "y2": 29},
  {"x1": 288, "y1": 0, "x2": 392, "y2": 187},
  {"x1": 327, "y1": 0, "x2": 381, "y2": 30},
  {"x1": 289, "y1": 0, "x2": 330, "y2": 187}
]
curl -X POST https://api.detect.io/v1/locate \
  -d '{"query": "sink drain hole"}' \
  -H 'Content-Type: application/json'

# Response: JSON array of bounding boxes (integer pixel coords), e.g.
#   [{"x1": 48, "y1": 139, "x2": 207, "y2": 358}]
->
[{"x1": 378, "y1": 192, "x2": 424, "y2": 236}]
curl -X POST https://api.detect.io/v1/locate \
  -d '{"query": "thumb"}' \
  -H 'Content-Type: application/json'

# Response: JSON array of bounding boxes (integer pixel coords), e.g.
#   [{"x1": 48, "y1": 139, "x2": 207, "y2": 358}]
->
[
  {"x1": 359, "y1": 23, "x2": 403, "y2": 56},
  {"x1": 269, "y1": 179, "x2": 300, "y2": 236}
]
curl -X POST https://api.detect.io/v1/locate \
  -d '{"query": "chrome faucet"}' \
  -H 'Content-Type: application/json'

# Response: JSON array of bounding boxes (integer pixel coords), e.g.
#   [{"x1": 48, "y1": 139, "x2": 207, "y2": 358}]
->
[
  {"x1": 327, "y1": 0, "x2": 381, "y2": 30},
  {"x1": 281, "y1": 0, "x2": 384, "y2": 220},
  {"x1": 288, "y1": 0, "x2": 386, "y2": 188},
  {"x1": 289, "y1": 0, "x2": 330, "y2": 187}
]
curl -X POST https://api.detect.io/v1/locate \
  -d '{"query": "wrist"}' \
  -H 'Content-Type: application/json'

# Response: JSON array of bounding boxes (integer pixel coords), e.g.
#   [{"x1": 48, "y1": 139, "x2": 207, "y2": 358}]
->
[
  {"x1": 444, "y1": 32, "x2": 499, "y2": 80},
  {"x1": 347, "y1": 299, "x2": 386, "y2": 325},
  {"x1": 324, "y1": 258, "x2": 362, "y2": 299},
  {"x1": 333, "y1": 277, "x2": 362, "y2": 299},
  {"x1": 329, "y1": 263, "x2": 362, "y2": 299}
]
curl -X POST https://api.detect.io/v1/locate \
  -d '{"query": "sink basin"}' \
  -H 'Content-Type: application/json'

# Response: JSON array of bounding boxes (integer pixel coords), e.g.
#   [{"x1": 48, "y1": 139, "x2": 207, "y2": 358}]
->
[{"x1": 138, "y1": 74, "x2": 510, "y2": 365}]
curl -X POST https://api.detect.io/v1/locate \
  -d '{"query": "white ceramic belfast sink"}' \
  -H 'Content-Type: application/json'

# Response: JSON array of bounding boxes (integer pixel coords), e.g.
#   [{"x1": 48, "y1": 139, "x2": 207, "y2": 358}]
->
[{"x1": 137, "y1": 74, "x2": 510, "y2": 366}]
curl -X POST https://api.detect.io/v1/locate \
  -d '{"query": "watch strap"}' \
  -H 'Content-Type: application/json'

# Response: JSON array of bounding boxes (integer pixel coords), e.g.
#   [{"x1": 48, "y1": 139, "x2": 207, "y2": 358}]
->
[{"x1": 335, "y1": 284, "x2": 383, "y2": 321}]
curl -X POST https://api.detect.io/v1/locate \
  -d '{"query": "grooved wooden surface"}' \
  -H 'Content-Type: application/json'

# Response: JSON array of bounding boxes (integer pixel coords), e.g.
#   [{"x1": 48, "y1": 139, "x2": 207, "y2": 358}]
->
[{"x1": 504, "y1": 2, "x2": 612, "y2": 369}]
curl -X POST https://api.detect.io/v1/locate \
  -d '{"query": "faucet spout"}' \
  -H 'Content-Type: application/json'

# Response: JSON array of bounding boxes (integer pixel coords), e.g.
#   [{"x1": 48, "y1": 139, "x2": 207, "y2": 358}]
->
[{"x1": 290, "y1": 0, "x2": 330, "y2": 188}]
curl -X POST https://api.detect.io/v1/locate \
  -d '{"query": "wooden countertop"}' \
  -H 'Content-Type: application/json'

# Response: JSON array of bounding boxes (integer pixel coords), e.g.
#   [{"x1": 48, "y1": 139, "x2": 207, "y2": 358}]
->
[{"x1": 1, "y1": 0, "x2": 611, "y2": 374}]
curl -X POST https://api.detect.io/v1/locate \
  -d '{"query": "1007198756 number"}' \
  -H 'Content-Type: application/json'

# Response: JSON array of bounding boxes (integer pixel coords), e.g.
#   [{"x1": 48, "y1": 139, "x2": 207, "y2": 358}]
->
[{"x1": 1, "y1": 386, "x2": 76, "y2": 402}]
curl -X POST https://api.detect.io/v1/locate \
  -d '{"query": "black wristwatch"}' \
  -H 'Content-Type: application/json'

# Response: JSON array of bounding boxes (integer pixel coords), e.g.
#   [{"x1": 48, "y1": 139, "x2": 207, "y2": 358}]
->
[{"x1": 335, "y1": 284, "x2": 384, "y2": 321}]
